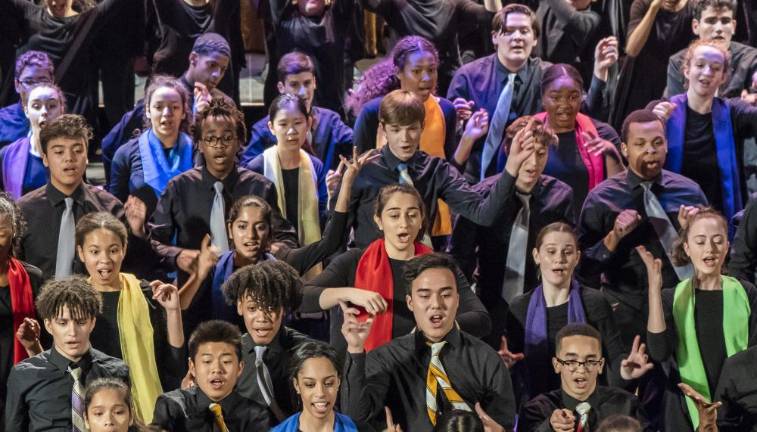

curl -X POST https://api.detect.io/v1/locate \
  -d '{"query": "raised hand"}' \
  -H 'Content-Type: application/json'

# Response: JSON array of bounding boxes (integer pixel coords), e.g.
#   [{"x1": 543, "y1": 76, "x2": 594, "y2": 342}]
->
[
  {"x1": 176, "y1": 248, "x2": 201, "y2": 274},
  {"x1": 452, "y1": 98, "x2": 475, "y2": 122},
  {"x1": 678, "y1": 383, "x2": 721, "y2": 432},
  {"x1": 151, "y1": 280, "x2": 181, "y2": 312},
  {"x1": 504, "y1": 118, "x2": 536, "y2": 178},
  {"x1": 497, "y1": 335, "x2": 525, "y2": 369},
  {"x1": 582, "y1": 131, "x2": 619, "y2": 159},
  {"x1": 549, "y1": 408, "x2": 576, "y2": 432},
  {"x1": 475, "y1": 402, "x2": 505, "y2": 432},
  {"x1": 124, "y1": 195, "x2": 147, "y2": 238},
  {"x1": 384, "y1": 406, "x2": 403, "y2": 432},
  {"x1": 462, "y1": 109, "x2": 490, "y2": 142},
  {"x1": 16, "y1": 317, "x2": 43, "y2": 356},
  {"x1": 613, "y1": 209, "x2": 642, "y2": 240},
  {"x1": 326, "y1": 161, "x2": 345, "y2": 200},
  {"x1": 636, "y1": 245, "x2": 663, "y2": 294},
  {"x1": 593, "y1": 36, "x2": 619, "y2": 82},
  {"x1": 620, "y1": 335, "x2": 654, "y2": 380},
  {"x1": 677, "y1": 205, "x2": 700, "y2": 230},
  {"x1": 345, "y1": 288, "x2": 388, "y2": 315},
  {"x1": 651, "y1": 101, "x2": 677, "y2": 122},
  {"x1": 197, "y1": 234, "x2": 221, "y2": 279},
  {"x1": 341, "y1": 301, "x2": 375, "y2": 353},
  {"x1": 341, "y1": 147, "x2": 380, "y2": 185},
  {"x1": 194, "y1": 82, "x2": 212, "y2": 114}
]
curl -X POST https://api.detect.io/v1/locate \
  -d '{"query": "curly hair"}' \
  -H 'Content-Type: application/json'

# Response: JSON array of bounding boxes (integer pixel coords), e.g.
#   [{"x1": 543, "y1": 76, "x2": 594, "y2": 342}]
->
[
  {"x1": 14, "y1": 50, "x2": 54, "y2": 80},
  {"x1": 192, "y1": 97, "x2": 247, "y2": 146},
  {"x1": 36, "y1": 277, "x2": 102, "y2": 321},
  {"x1": 39, "y1": 114, "x2": 93, "y2": 154},
  {"x1": 142, "y1": 75, "x2": 192, "y2": 133},
  {"x1": 0, "y1": 192, "x2": 26, "y2": 257},
  {"x1": 345, "y1": 36, "x2": 438, "y2": 117},
  {"x1": 222, "y1": 260, "x2": 303, "y2": 311}
]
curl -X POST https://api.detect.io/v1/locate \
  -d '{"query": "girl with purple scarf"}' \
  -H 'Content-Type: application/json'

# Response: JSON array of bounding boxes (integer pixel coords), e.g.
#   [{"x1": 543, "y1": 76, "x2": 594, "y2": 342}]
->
[
  {"x1": 0, "y1": 83, "x2": 65, "y2": 199},
  {"x1": 502, "y1": 222, "x2": 652, "y2": 405}
]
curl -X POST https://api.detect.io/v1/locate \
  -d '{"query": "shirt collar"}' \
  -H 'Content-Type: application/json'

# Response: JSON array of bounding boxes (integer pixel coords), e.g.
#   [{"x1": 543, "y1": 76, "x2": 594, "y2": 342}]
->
[
  {"x1": 46, "y1": 182, "x2": 86, "y2": 207},
  {"x1": 244, "y1": 328, "x2": 285, "y2": 356},
  {"x1": 494, "y1": 54, "x2": 529, "y2": 85},
  {"x1": 50, "y1": 345, "x2": 93, "y2": 372},
  {"x1": 201, "y1": 165, "x2": 239, "y2": 191},
  {"x1": 413, "y1": 325, "x2": 463, "y2": 353},
  {"x1": 195, "y1": 386, "x2": 242, "y2": 412},
  {"x1": 626, "y1": 169, "x2": 664, "y2": 190},
  {"x1": 381, "y1": 145, "x2": 420, "y2": 172}
]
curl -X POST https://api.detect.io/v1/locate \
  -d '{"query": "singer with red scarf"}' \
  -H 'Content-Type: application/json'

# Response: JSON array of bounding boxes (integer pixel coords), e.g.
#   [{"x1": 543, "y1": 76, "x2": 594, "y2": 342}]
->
[
  {"x1": 0, "y1": 192, "x2": 44, "y2": 424},
  {"x1": 301, "y1": 184, "x2": 490, "y2": 354}
]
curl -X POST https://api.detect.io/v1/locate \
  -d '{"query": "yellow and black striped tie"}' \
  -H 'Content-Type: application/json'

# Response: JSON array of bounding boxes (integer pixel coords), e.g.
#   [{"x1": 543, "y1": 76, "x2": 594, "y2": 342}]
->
[
  {"x1": 68, "y1": 366, "x2": 86, "y2": 432},
  {"x1": 426, "y1": 341, "x2": 471, "y2": 425}
]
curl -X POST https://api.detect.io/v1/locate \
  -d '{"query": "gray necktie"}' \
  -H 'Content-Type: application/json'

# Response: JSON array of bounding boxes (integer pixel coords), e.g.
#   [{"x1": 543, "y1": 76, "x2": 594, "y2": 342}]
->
[
  {"x1": 502, "y1": 193, "x2": 530, "y2": 302},
  {"x1": 210, "y1": 181, "x2": 229, "y2": 252},
  {"x1": 55, "y1": 197, "x2": 75, "y2": 279},
  {"x1": 255, "y1": 346, "x2": 285, "y2": 421},
  {"x1": 481, "y1": 72, "x2": 516, "y2": 181},
  {"x1": 641, "y1": 182, "x2": 693, "y2": 280}
]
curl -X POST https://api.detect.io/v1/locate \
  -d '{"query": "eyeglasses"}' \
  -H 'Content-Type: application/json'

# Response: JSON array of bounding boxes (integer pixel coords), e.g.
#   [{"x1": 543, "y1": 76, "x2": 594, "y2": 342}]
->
[
  {"x1": 555, "y1": 358, "x2": 603, "y2": 371},
  {"x1": 202, "y1": 135, "x2": 236, "y2": 149},
  {"x1": 19, "y1": 78, "x2": 53, "y2": 88}
]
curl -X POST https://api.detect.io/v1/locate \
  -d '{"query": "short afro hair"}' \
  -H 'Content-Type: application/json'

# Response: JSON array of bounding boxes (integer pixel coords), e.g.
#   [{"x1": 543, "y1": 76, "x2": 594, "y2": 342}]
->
[
  {"x1": 222, "y1": 260, "x2": 303, "y2": 312},
  {"x1": 36, "y1": 277, "x2": 102, "y2": 321}
]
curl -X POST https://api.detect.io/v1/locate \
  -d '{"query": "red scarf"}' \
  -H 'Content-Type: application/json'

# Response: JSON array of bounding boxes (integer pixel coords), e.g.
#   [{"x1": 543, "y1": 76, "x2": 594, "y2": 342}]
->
[
  {"x1": 354, "y1": 239, "x2": 432, "y2": 351},
  {"x1": 9, "y1": 258, "x2": 34, "y2": 364},
  {"x1": 534, "y1": 112, "x2": 605, "y2": 189}
]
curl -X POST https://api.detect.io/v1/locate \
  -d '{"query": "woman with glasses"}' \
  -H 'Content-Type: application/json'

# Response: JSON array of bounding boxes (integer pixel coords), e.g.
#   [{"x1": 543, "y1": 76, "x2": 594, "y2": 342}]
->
[
  {"x1": 639, "y1": 208, "x2": 757, "y2": 431},
  {"x1": 503, "y1": 222, "x2": 652, "y2": 406},
  {"x1": 109, "y1": 76, "x2": 194, "y2": 213}
]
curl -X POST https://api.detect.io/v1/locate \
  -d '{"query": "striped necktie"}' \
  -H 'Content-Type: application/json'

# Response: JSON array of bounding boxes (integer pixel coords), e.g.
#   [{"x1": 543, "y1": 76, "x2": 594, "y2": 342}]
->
[
  {"x1": 68, "y1": 366, "x2": 86, "y2": 432},
  {"x1": 576, "y1": 402, "x2": 591, "y2": 432},
  {"x1": 209, "y1": 403, "x2": 230, "y2": 432},
  {"x1": 426, "y1": 341, "x2": 471, "y2": 425}
]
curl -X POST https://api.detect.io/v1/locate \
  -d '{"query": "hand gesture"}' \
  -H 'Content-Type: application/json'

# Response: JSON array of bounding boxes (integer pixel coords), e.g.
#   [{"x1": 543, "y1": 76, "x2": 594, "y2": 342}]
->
[
  {"x1": 16, "y1": 317, "x2": 42, "y2": 355},
  {"x1": 651, "y1": 101, "x2": 677, "y2": 122},
  {"x1": 582, "y1": 131, "x2": 620, "y2": 160},
  {"x1": 462, "y1": 109, "x2": 490, "y2": 142},
  {"x1": 740, "y1": 89, "x2": 757, "y2": 106},
  {"x1": 677, "y1": 205, "x2": 700, "y2": 230},
  {"x1": 636, "y1": 245, "x2": 663, "y2": 296},
  {"x1": 194, "y1": 82, "x2": 212, "y2": 114},
  {"x1": 549, "y1": 408, "x2": 576, "y2": 432},
  {"x1": 475, "y1": 402, "x2": 505, "y2": 432},
  {"x1": 384, "y1": 407, "x2": 403, "y2": 432},
  {"x1": 620, "y1": 335, "x2": 654, "y2": 380},
  {"x1": 197, "y1": 234, "x2": 221, "y2": 278},
  {"x1": 345, "y1": 288, "x2": 388, "y2": 315},
  {"x1": 341, "y1": 301, "x2": 374, "y2": 353},
  {"x1": 504, "y1": 118, "x2": 536, "y2": 177},
  {"x1": 452, "y1": 98, "x2": 475, "y2": 122},
  {"x1": 341, "y1": 147, "x2": 380, "y2": 185},
  {"x1": 497, "y1": 335, "x2": 525, "y2": 369},
  {"x1": 181, "y1": 369, "x2": 195, "y2": 390},
  {"x1": 326, "y1": 165, "x2": 343, "y2": 199},
  {"x1": 613, "y1": 209, "x2": 642, "y2": 241},
  {"x1": 176, "y1": 248, "x2": 201, "y2": 274},
  {"x1": 593, "y1": 36, "x2": 619, "y2": 81},
  {"x1": 678, "y1": 383, "x2": 721, "y2": 432},
  {"x1": 151, "y1": 280, "x2": 181, "y2": 312},
  {"x1": 124, "y1": 196, "x2": 147, "y2": 238}
]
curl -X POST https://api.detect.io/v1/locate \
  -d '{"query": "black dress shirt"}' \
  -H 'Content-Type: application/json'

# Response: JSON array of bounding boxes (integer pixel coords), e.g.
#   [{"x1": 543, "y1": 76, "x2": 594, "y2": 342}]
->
[
  {"x1": 715, "y1": 345, "x2": 757, "y2": 431},
  {"x1": 666, "y1": 42, "x2": 757, "y2": 98},
  {"x1": 344, "y1": 146, "x2": 514, "y2": 248},
  {"x1": 301, "y1": 247, "x2": 491, "y2": 353},
  {"x1": 450, "y1": 173, "x2": 575, "y2": 319},
  {"x1": 237, "y1": 327, "x2": 311, "y2": 423},
  {"x1": 147, "y1": 166, "x2": 297, "y2": 281},
  {"x1": 519, "y1": 386, "x2": 650, "y2": 432},
  {"x1": 151, "y1": 386, "x2": 269, "y2": 432},
  {"x1": 5, "y1": 347, "x2": 130, "y2": 431},
  {"x1": 729, "y1": 198, "x2": 757, "y2": 284},
  {"x1": 446, "y1": 55, "x2": 607, "y2": 181},
  {"x1": 341, "y1": 328, "x2": 516, "y2": 431},
  {"x1": 577, "y1": 169, "x2": 708, "y2": 311},
  {"x1": 646, "y1": 281, "x2": 757, "y2": 432},
  {"x1": 505, "y1": 286, "x2": 629, "y2": 401},
  {"x1": 17, "y1": 182, "x2": 156, "y2": 280}
]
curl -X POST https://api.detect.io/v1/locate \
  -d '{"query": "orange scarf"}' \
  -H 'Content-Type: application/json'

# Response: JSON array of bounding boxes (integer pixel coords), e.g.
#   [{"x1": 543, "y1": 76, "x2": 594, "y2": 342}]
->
[{"x1": 354, "y1": 239, "x2": 432, "y2": 351}]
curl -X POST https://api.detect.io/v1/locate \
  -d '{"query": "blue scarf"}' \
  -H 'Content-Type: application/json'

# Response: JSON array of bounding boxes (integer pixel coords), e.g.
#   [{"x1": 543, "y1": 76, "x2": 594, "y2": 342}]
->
[
  {"x1": 211, "y1": 250, "x2": 276, "y2": 321},
  {"x1": 3, "y1": 137, "x2": 30, "y2": 199},
  {"x1": 271, "y1": 412, "x2": 359, "y2": 432},
  {"x1": 138, "y1": 129, "x2": 193, "y2": 196},
  {"x1": 666, "y1": 94, "x2": 742, "y2": 223},
  {"x1": 523, "y1": 280, "x2": 586, "y2": 392}
]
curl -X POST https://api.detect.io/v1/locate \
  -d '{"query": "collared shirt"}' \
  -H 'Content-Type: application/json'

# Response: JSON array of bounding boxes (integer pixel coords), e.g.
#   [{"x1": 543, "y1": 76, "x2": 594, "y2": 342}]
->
[
  {"x1": 450, "y1": 173, "x2": 575, "y2": 306},
  {"x1": 715, "y1": 345, "x2": 757, "y2": 431},
  {"x1": 242, "y1": 106, "x2": 354, "y2": 171},
  {"x1": 148, "y1": 166, "x2": 298, "y2": 278},
  {"x1": 5, "y1": 347, "x2": 129, "y2": 431},
  {"x1": 237, "y1": 327, "x2": 312, "y2": 423},
  {"x1": 341, "y1": 327, "x2": 516, "y2": 431},
  {"x1": 577, "y1": 169, "x2": 708, "y2": 309},
  {"x1": 152, "y1": 386, "x2": 269, "y2": 432},
  {"x1": 345, "y1": 146, "x2": 514, "y2": 247},
  {"x1": 519, "y1": 386, "x2": 648, "y2": 432},
  {"x1": 17, "y1": 182, "x2": 150, "y2": 280},
  {"x1": 0, "y1": 102, "x2": 29, "y2": 147},
  {"x1": 447, "y1": 54, "x2": 607, "y2": 181},
  {"x1": 666, "y1": 42, "x2": 757, "y2": 98}
]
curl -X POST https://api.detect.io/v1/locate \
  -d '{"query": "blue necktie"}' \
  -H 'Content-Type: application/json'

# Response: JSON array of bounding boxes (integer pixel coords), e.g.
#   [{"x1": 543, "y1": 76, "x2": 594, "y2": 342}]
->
[
  {"x1": 481, "y1": 73, "x2": 516, "y2": 182},
  {"x1": 397, "y1": 163, "x2": 414, "y2": 186}
]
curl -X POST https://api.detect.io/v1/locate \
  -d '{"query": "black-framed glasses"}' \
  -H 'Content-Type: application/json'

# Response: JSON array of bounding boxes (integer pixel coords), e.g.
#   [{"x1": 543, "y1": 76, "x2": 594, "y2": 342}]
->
[
  {"x1": 555, "y1": 358, "x2": 603, "y2": 371},
  {"x1": 202, "y1": 135, "x2": 236, "y2": 149}
]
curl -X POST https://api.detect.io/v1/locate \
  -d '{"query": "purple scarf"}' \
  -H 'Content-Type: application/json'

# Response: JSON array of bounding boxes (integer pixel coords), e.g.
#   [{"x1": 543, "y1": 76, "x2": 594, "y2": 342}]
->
[
  {"x1": 3, "y1": 137, "x2": 30, "y2": 199},
  {"x1": 524, "y1": 280, "x2": 586, "y2": 365}
]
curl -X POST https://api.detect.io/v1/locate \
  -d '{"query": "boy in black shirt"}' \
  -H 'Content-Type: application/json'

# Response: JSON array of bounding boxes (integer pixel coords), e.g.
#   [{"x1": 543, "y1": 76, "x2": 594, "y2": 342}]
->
[
  {"x1": 152, "y1": 320, "x2": 269, "y2": 431},
  {"x1": 5, "y1": 277, "x2": 130, "y2": 431}
]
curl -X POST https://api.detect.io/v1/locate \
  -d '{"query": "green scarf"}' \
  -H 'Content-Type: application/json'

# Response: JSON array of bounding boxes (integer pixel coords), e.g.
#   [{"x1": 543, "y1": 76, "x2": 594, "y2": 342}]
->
[{"x1": 672, "y1": 275, "x2": 750, "y2": 429}]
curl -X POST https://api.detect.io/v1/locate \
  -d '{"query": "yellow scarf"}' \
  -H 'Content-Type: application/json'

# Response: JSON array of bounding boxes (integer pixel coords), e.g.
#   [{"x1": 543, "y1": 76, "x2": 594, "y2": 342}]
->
[{"x1": 114, "y1": 273, "x2": 162, "y2": 423}]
